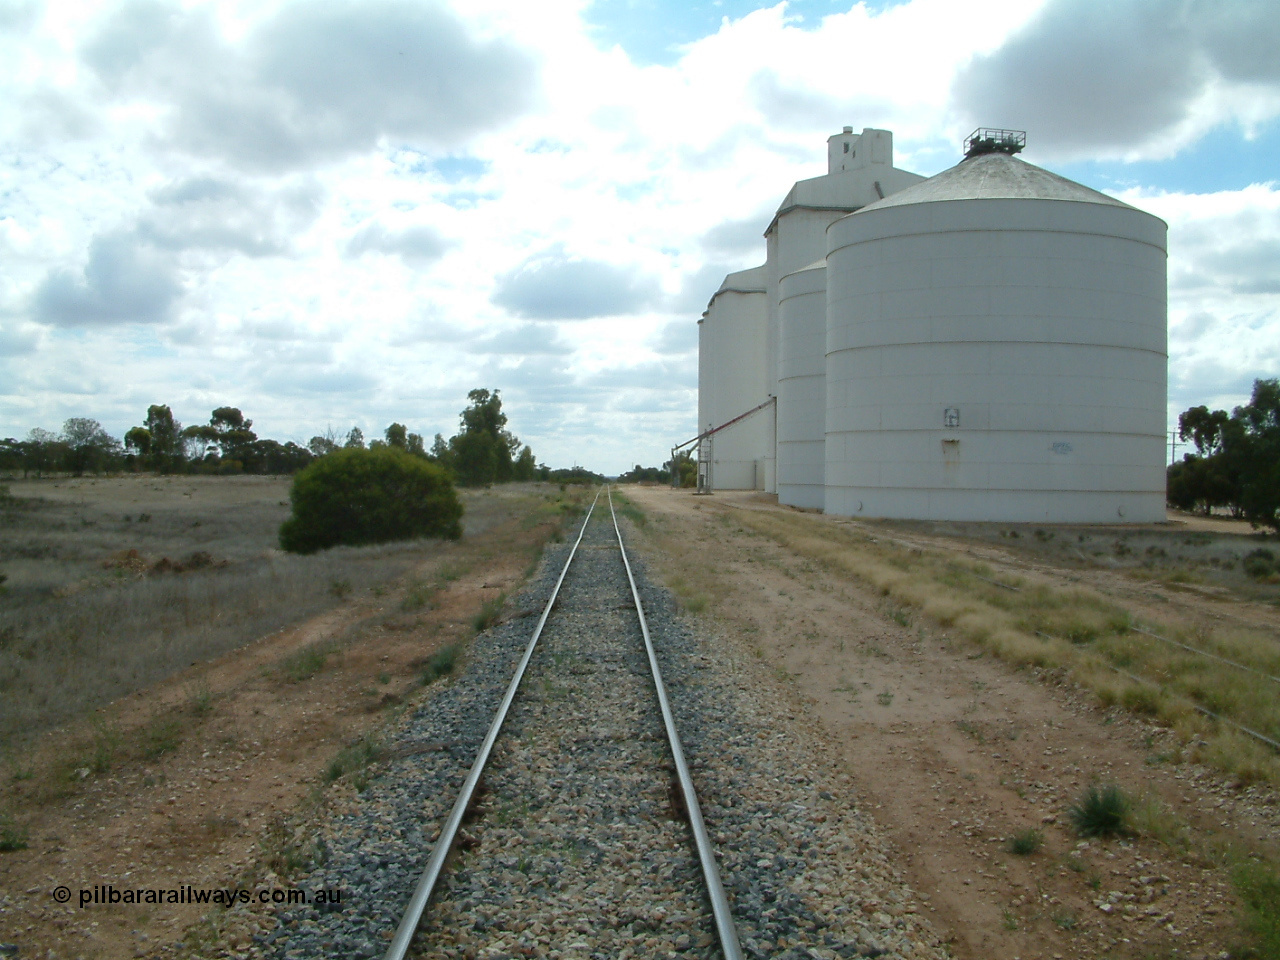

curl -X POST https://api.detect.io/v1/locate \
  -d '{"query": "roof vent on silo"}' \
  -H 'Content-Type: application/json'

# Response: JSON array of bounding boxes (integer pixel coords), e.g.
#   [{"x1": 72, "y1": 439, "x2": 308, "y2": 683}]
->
[{"x1": 964, "y1": 127, "x2": 1026, "y2": 158}]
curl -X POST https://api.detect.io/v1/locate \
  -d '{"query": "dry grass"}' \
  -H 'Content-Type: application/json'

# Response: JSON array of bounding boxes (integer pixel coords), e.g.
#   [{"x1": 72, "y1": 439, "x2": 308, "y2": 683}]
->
[
  {"x1": 0, "y1": 476, "x2": 566, "y2": 747},
  {"x1": 729, "y1": 509, "x2": 1280, "y2": 788}
]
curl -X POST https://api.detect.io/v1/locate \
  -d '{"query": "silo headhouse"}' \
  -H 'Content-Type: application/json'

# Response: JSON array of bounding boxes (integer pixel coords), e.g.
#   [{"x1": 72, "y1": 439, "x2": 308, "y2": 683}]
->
[{"x1": 695, "y1": 127, "x2": 1169, "y2": 524}]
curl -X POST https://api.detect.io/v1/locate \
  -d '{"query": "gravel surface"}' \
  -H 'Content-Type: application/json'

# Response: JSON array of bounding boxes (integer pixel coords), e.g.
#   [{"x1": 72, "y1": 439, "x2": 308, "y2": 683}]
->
[{"x1": 255, "y1": 501, "x2": 950, "y2": 960}]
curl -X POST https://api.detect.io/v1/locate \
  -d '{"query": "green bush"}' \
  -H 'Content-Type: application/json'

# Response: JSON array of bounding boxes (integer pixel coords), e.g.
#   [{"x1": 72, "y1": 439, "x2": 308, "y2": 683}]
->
[{"x1": 279, "y1": 447, "x2": 462, "y2": 554}]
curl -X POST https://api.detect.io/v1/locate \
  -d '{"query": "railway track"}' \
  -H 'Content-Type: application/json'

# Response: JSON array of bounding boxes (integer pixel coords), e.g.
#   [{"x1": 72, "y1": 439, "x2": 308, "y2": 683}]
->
[
  {"x1": 384, "y1": 488, "x2": 742, "y2": 958},
  {"x1": 260, "y1": 488, "x2": 945, "y2": 960}
]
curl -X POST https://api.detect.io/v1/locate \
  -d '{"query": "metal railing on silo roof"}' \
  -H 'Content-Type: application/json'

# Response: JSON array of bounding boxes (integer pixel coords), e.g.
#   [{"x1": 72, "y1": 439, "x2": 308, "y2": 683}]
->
[{"x1": 964, "y1": 127, "x2": 1026, "y2": 157}]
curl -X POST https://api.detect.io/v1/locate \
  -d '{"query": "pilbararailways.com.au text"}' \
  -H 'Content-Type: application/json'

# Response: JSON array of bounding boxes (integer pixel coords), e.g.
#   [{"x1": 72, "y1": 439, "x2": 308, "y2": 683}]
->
[{"x1": 60, "y1": 885, "x2": 344, "y2": 909}]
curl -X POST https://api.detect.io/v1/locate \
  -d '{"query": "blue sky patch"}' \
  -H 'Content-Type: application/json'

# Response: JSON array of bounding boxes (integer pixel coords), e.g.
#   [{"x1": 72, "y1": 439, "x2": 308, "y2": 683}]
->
[
  {"x1": 431, "y1": 156, "x2": 490, "y2": 184},
  {"x1": 1055, "y1": 122, "x2": 1280, "y2": 197},
  {"x1": 582, "y1": 0, "x2": 900, "y2": 66}
]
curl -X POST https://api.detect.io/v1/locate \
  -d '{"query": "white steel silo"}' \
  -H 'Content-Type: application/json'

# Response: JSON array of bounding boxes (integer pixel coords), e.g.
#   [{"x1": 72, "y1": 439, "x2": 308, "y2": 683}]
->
[
  {"x1": 700, "y1": 265, "x2": 770, "y2": 490},
  {"x1": 824, "y1": 131, "x2": 1168, "y2": 523},
  {"x1": 764, "y1": 128, "x2": 924, "y2": 493},
  {"x1": 777, "y1": 260, "x2": 828, "y2": 509}
]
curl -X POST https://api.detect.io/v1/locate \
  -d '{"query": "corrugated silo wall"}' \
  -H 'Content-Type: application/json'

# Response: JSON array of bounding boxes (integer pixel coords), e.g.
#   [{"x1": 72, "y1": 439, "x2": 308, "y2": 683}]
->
[
  {"x1": 825, "y1": 198, "x2": 1167, "y2": 523},
  {"x1": 703, "y1": 286, "x2": 770, "y2": 490},
  {"x1": 777, "y1": 262, "x2": 827, "y2": 509},
  {"x1": 767, "y1": 209, "x2": 854, "y2": 494}
]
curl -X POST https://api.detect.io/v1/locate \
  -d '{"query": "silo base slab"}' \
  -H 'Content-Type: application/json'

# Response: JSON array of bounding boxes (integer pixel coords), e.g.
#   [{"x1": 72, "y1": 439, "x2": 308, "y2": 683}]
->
[{"x1": 824, "y1": 487, "x2": 1165, "y2": 524}]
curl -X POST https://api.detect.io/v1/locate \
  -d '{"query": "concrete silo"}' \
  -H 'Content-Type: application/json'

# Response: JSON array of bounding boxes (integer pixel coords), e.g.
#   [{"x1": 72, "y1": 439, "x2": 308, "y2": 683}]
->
[
  {"x1": 777, "y1": 260, "x2": 828, "y2": 509},
  {"x1": 824, "y1": 130, "x2": 1168, "y2": 523},
  {"x1": 698, "y1": 265, "x2": 770, "y2": 490}
]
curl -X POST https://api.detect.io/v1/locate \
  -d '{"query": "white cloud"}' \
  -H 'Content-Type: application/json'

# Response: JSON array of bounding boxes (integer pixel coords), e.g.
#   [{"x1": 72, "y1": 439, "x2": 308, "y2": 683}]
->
[
  {"x1": 79, "y1": 0, "x2": 539, "y2": 171},
  {"x1": 346, "y1": 222, "x2": 450, "y2": 264},
  {"x1": 1127, "y1": 183, "x2": 1280, "y2": 423},
  {"x1": 139, "y1": 175, "x2": 322, "y2": 256},
  {"x1": 951, "y1": 0, "x2": 1280, "y2": 161},
  {"x1": 492, "y1": 246, "x2": 662, "y2": 320},
  {"x1": 32, "y1": 232, "x2": 182, "y2": 326}
]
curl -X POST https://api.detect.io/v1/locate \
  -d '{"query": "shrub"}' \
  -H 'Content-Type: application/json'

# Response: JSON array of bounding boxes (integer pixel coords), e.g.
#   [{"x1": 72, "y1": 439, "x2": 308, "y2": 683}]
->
[
  {"x1": 279, "y1": 447, "x2": 462, "y2": 554},
  {"x1": 1068, "y1": 783, "x2": 1132, "y2": 837}
]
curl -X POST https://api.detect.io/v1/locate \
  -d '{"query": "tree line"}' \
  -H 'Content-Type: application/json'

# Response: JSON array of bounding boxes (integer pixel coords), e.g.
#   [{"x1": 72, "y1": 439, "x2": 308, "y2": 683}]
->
[
  {"x1": 0, "y1": 388, "x2": 560, "y2": 488},
  {"x1": 1167, "y1": 377, "x2": 1280, "y2": 532}
]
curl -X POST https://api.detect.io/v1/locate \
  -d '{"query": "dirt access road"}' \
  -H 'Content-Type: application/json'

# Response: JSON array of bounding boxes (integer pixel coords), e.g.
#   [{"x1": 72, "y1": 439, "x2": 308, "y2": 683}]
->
[{"x1": 624, "y1": 485, "x2": 1280, "y2": 960}]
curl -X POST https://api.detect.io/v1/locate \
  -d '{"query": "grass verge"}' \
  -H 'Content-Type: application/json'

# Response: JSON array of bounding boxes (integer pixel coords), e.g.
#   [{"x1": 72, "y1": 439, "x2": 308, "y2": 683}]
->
[{"x1": 728, "y1": 508, "x2": 1280, "y2": 788}]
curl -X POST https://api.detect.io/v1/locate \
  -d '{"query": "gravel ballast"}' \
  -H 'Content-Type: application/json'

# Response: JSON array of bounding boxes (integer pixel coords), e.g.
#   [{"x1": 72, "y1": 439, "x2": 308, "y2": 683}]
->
[{"x1": 258, "y1": 503, "x2": 949, "y2": 960}]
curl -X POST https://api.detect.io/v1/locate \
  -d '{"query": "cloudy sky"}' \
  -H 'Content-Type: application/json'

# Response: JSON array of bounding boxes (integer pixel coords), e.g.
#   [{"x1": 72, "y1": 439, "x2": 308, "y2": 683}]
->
[{"x1": 2, "y1": 0, "x2": 1277, "y2": 473}]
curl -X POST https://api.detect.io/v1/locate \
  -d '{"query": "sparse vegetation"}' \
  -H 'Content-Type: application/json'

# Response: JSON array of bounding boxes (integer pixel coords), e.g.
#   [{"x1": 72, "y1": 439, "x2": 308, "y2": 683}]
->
[
  {"x1": 0, "y1": 476, "x2": 456, "y2": 742},
  {"x1": 1235, "y1": 860, "x2": 1280, "y2": 958},
  {"x1": 259, "y1": 813, "x2": 318, "y2": 879},
  {"x1": 278, "y1": 640, "x2": 340, "y2": 683},
  {"x1": 401, "y1": 579, "x2": 434, "y2": 611},
  {"x1": 611, "y1": 491, "x2": 647, "y2": 528},
  {"x1": 141, "y1": 717, "x2": 183, "y2": 759},
  {"x1": 1243, "y1": 549, "x2": 1278, "y2": 582},
  {"x1": 1068, "y1": 782, "x2": 1132, "y2": 838}
]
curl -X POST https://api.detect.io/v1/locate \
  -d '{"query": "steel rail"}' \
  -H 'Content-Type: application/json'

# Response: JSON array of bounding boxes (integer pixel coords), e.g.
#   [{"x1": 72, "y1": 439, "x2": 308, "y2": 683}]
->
[
  {"x1": 382, "y1": 489, "x2": 601, "y2": 960},
  {"x1": 607, "y1": 487, "x2": 745, "y2": 960}
]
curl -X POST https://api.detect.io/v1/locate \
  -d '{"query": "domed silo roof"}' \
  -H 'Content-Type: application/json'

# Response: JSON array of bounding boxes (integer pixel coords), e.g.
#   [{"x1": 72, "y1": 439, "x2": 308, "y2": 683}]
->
[{"x1": 858, "y1": 150, "x2": 1135, "y2": 210}]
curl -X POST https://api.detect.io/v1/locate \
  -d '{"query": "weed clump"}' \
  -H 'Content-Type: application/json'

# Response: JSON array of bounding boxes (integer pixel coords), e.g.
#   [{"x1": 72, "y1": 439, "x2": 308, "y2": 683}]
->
[
  {"x1": 472, "y1": 595, "x2": 505, "y2": 632},
  {"x1": 420, "y1": 644, "x2": 460, "y2": 685},
  {"x1": 278, "y1": 641, "x2": 338, "y2": 683},
  {"x1": 1006, "y1": 828, "x2": 1044, "y2": 855},
  {"x1": 401, "y1": 580, "x2": 434, "y2": 611},
  {"x1": 0, "y1": 813, "x2": 28, "y2": 852},
  {"x1": 325, "y1": 736, "x2": 381, "y2": 789},
  {"x1": 1243, "y1": 549, "x2": 1278, "y2": 582},
  {"x1": 1068, "y1": 782, "x2": 1132, "y2": 838}
]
